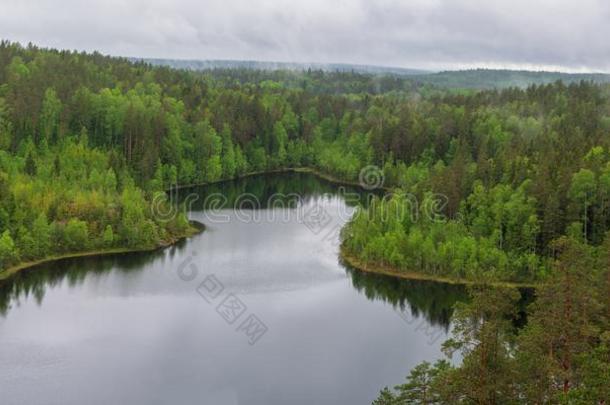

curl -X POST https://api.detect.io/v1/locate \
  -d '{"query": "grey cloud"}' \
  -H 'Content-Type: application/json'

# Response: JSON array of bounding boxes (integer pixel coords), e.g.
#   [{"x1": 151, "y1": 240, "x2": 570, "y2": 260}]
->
[{"x1": 0, "y1": 0, "x2": 609, "y2": 71}]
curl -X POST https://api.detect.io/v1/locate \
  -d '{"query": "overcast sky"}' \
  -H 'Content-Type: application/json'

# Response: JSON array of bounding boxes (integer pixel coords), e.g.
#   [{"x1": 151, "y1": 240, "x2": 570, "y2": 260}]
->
[{"x1": 1, "y1": 0, "x2": 609, "y2": 72}]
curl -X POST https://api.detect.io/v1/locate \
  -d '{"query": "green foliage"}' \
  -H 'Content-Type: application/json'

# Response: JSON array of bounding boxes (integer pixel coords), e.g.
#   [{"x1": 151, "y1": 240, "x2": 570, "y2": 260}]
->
[
  {"x1": 102, "y1": 225, "x2": 114, "y2": 247},
  {"x1": 371, "y1": 387, "x2": 398, "y2": 405},
  {"x1": 16, "y1": 227, "x2": 36, "y2": 260},
  {"x1": 0, "y1": 98, "x2": 12, "y2": 150},
  {"x1": 567, "y1": 333, "x2": 610, "y2": 403},
  {"x1": 514, "y1": 237, "x2": 604, "y2": 402},
  {"x1": 569, "y1": 169, "x2": 596, "y2": 241},
  {"x1": 393, "y1": 360, "x2": 452, "y2": 404},
  {"x1": 374, "y1": 236, "x2": 610, "y2": 404},
  {"x1": 220, "y1": 125, "x2": 237, "y2": 178},
  {"x1": 2, "y1": 40, "x2": 610, "y2": 288},
  {"x1": 32, "y1": 213, "x2": 52, "y2": 257},
  {"x1": 39, "y1": 88, "x2": 62, "y2": 143},
  {"x1": 0, "y1": 134, "x2": 189, "y2": 270},
  {"x1": 63, "y1": 219, "x2": 89, "y2": 251},
  {"x1": 271, "y1": 121, "x2": 288, "y2": 167},
  {"x1": 343, "y1": 190, "x2": 547, "y2": 282},
  {"x1": 119, "y1": 186, "x2": 152, "y2": 247},
  {"x1": 0, "y1": 40, "x2": 608, "y2": 399},
  {"x1": 440, "y1": 287, "x2": 521, "y2": 403},
  {"x1": 0, "y1": 230, "x2": 19, "y2": 269},
  {"x1": 24, "y1": 151, "x2": 37, "y2": 176}
]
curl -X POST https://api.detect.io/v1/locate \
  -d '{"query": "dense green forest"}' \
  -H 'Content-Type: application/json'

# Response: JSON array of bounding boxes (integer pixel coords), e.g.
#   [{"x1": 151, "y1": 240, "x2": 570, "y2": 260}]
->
[
  {"x1": 1, "y1": 40, "x2": 610, "y2": 285},
  {"x1": 0, "y1": 40, "x2": 608, "y2": 402},
  {"x1": 374, "y1": 236, "x2": 609, "y2": 404}
]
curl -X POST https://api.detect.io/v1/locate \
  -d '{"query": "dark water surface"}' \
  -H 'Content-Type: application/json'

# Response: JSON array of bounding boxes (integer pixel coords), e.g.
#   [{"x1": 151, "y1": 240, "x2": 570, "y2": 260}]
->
[{"x1": 0, "y1": 173, "x2": 466, "y2": 405}]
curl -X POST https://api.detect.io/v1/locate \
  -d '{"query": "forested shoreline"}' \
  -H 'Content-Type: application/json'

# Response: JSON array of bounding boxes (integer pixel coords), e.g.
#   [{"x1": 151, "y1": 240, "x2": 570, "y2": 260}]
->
[
  {"x1": 1, "y1": 41, "x2": 610, "y2": 284},
  {"x1": 373, "y1": 235, "x2": 609, "y2": 404},
  {"x1": 0, "y1": 40, "x2": 608, "y2": 403}
]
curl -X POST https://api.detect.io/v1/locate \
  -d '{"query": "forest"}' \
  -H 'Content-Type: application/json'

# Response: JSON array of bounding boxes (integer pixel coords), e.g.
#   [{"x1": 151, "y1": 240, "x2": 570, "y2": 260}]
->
[
  {"x1": 1, "y1": 41, "x2": 610, "y2": 282},
  {"x1": 373, "y1": 236, "x2": 609, "y2": 404},
  {"x1": 0, "y1": 40, "x2": 608, "y2": 402},
  {"x1": 144, "y1": 59, "x2": 610, "y2": 90}
]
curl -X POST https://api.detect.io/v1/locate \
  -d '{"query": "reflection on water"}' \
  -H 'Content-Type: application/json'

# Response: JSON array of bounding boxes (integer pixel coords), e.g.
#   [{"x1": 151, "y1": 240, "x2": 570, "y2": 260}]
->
[
  {"x1": 179, "y1": 171, "x2": 380, "y2": 211},
  {"x1": 0, "y1": 243, "x2": 468, "y2": 331},
  {"x1": 0, "y1": 173, "x2": 469, "y2": 405},
  {"x1": 343, "y1": 264, "x2": 467, "y2": 330},
  {"x1": 0, "y1": 249, "x2": 166, "y2": 316}
]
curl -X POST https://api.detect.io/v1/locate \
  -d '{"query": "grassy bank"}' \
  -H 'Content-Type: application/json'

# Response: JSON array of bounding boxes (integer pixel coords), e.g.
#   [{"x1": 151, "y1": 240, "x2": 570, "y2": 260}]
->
[
  {"x1": 340, "y1": 246, "x2": 540, "y2": 289},
  {"x1": 0, "y1": 221, "x2": 204, "y2": 282}
]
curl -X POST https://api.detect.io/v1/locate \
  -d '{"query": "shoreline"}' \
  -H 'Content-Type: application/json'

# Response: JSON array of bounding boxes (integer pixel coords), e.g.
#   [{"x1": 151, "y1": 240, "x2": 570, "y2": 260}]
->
[
  {"x1": 339, "y1": 247, "x2": 540, "y2": 289},
  {"x1": 169, "y1": 166, "x2": 384, "y2": 192},
  {"x1": 0, "y1": 165, "x2": 359, "y2": 283},
  {"x1": 0, "y1": 221, "x2": 205, "y2": 282},
  {"x1": 2, "y1": 169, "x2": 537, "y2": 289}
]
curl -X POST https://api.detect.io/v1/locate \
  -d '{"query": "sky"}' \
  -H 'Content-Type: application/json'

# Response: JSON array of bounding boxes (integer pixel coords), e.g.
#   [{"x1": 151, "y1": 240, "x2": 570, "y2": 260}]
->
[{"x1": 1, "y1": 0, "x2": 609, "y2": 72}]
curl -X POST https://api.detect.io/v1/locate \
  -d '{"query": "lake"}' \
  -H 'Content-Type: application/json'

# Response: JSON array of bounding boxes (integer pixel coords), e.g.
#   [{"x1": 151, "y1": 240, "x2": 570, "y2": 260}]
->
[{"x1": 0, "y1": 172, "x2": 466, "y2": 405}]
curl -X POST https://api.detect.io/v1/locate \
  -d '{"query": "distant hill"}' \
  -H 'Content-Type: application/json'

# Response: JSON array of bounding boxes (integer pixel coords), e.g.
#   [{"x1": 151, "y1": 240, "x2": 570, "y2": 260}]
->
[
  {"x1": 411, "y1": 69, "x2": 610, "y2": 89},
  {"x1": 133, "y1": 58, "x2": 610, "y2": 90},
  {"x1": 131, "y1": 58, "x2": 430, "y2": 76}
]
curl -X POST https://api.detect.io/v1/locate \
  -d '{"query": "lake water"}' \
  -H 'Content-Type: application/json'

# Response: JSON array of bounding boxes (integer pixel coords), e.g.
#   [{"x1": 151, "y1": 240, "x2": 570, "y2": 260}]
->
[{"x1": 0, "y1": 173, "x2": 466, "y2": 405}]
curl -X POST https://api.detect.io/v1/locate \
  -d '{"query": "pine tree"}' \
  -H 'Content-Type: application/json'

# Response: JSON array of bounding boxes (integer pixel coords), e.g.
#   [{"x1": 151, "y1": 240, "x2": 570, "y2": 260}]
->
[
  {"x1": 515, "y1": 237, "x2": 604, "y2": 402},
  {"x1": 440, "y1": 286, "x2": 520, "y2": 404},
  {"x1": 24, "y1": 151, "x2": 36, "y2": 176},
  {"x1": 393, "y1": 360, "x2": 451, "y2": 404}
]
